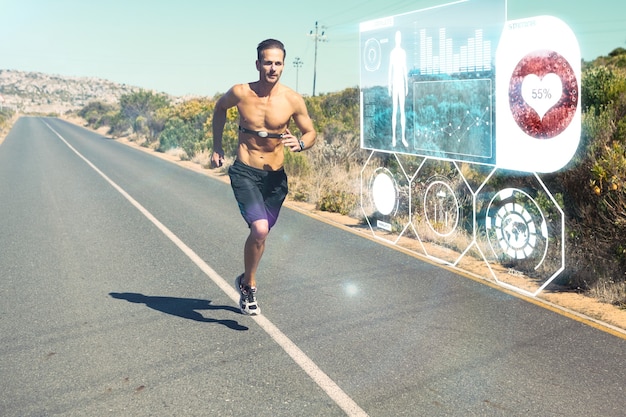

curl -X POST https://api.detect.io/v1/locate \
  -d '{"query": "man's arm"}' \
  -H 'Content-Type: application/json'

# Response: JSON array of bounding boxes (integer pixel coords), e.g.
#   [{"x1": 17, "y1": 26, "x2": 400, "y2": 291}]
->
[
  {"x1": 211, "y1": 87, "x2": 240, "y2": 167},
  {"x1": 287, "y1": 95, "x2": 316, "y2": 152}
]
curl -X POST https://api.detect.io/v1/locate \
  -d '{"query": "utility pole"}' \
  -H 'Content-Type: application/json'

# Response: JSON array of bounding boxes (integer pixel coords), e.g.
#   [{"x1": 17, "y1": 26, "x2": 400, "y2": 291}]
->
[
  {"x1": 308, "y1": 21, "x2": 327, "y2": 96},
  {"x1": 292, "y1": 57, "x2": 303, "y2": 93}
]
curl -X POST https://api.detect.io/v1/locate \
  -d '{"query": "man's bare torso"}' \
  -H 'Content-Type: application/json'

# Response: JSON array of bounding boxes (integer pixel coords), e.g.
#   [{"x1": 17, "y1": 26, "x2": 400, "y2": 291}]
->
[{"x1": 236, "y1": 82, "x2": 295, "y2": 171}]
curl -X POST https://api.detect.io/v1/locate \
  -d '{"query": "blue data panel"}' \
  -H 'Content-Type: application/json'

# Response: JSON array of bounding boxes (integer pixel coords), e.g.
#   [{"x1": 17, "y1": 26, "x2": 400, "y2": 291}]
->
[{"x1": 360, "y1": 0, "x2": 505, "y2": 165}]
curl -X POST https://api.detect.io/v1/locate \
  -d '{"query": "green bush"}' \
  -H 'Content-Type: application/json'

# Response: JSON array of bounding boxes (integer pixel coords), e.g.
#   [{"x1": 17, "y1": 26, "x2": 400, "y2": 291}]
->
[
  {"x1": 0, "y1": 108, "x2": 13, "y2": 124},
  {"x1": 317, "y1": 190, "x2": 358, "y2": 216},
  {"x1": 546, "y1": 53, "x2": 626, "y2": 301},
  {"x1": 78, "y1": 101, "x2": 118, "y2": 129},
  {"x1": 582, "y1": 66, "x2": 618, "y2": 114},
  {"x1": 119, "y1": 90, "x2": 170, "y2": 140},
  {"x1": 158, "y1": 117, "x2": 195, "y2": 152},
  {"x1": 108, "y1": 112, "x2": 131, "y2": 137}
]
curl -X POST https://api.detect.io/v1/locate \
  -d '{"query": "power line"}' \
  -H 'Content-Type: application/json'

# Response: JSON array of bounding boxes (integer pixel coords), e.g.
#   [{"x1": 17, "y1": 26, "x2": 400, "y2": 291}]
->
[
  {"x1": 308, "y1": 21, "x2": 328, "y2": 96},
  {"x1": 292, "y1": 57, "x2": 303, "y2": 93}
]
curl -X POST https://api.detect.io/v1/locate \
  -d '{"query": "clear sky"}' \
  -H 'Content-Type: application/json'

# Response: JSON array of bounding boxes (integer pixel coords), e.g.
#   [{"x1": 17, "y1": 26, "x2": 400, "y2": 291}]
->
[{"x1": 1, "y1": 0, "x2": 625, "y2": 97}]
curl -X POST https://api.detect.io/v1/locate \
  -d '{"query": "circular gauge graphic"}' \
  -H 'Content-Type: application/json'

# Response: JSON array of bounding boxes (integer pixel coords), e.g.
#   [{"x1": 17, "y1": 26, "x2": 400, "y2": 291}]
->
[
  {"x1": 363, "y1": 38, "x2": 382, "y2": 72},
  {"x1": 423, "y1": 180, "x2": 460, "y2": 237},
  {"x1": 486, "y1": 189, "x2": 548, "y2": 267},
  {"x1": 370, "y1": 168, "x2": 398, "y2": 216},
  {"x1": 509, "y1": 49, "x2": 578, "y2": 139}
]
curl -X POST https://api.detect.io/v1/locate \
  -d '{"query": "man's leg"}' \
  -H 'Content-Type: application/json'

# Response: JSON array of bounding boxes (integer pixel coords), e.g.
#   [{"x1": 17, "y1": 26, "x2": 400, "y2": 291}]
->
[{"x1": 242, "y1": 219, "x2": 270, "y2": 289}]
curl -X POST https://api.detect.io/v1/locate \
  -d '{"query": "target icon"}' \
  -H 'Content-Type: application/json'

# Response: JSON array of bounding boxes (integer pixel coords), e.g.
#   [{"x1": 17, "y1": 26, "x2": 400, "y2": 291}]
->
[
  {"x1": 363, "y1": 38, "x2": 382, "y2": 72},
  {"x1": 486, "y1": 188, "x2": 548, "y2": 267}
]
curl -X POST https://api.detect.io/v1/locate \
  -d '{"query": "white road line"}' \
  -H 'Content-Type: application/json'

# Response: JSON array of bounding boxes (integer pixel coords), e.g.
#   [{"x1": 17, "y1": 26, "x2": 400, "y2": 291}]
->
[{"x1": 44, "y1": 120, "x2": 369, "y2": 417}]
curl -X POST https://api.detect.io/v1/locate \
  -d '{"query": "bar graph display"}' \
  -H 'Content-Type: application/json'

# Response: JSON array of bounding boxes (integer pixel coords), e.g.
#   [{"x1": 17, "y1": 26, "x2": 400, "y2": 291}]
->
[
  {"x1": 360, "y1": 0, "x2": 506, "y2": 164},
  {"x1": 418, "y1": 28, "x2": 492, "y2": 75}
]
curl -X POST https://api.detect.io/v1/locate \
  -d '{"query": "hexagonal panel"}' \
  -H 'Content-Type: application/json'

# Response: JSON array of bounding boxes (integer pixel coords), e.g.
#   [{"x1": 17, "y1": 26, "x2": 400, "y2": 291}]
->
[
  {"x1": 409, "y1": 158, "x2": 475, "y2": 265},
  {"x1": 360, "y1": 151, "x2": 411, "y2": 244},
  {"x1": 476, "y1": 171, "x2": 565, "y2": 296}
]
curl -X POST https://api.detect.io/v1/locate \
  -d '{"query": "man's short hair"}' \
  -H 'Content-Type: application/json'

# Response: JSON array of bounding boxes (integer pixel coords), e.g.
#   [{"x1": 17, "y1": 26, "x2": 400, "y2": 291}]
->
[{"x1": 257, "y1": 39, "x2": 286, "y2": 61}]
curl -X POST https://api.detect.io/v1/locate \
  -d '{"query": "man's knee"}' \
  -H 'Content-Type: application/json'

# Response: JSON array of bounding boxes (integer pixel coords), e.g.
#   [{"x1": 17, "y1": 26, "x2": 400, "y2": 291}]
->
[{"x1": 250, "y1": 220, "x2": 270, "y2": 241}]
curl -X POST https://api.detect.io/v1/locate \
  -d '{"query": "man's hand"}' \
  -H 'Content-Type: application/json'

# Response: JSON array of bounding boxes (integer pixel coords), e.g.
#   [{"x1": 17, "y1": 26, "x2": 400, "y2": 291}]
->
[
  {"x1": 211, "y1": 150, "x2": 224, "y2": 168},
  {"x1": 281, "y1": 129, "x2": 304, "y2": 152}
]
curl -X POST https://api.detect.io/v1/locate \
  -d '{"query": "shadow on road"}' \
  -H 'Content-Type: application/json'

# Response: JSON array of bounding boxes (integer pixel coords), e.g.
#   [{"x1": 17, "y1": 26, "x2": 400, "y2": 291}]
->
[{"x1": 109, "y1": 292, "x2": 248, "y2": 331}]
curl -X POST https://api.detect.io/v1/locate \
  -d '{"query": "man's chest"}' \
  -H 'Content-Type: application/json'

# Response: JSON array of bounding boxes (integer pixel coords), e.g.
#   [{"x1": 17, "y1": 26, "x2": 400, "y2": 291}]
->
[{"x1": 239, "y1": 97, "x2": 292, "y2": 128}]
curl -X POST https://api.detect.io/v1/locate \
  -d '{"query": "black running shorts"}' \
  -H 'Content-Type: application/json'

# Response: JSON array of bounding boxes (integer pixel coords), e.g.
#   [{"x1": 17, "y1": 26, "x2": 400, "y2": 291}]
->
[{"x1": 228, "y1": 160, "x2": 289, "y2": 229}]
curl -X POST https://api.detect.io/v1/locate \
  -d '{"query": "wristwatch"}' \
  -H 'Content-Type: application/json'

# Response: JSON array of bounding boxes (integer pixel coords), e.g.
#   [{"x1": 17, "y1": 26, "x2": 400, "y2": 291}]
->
[{"x1": 298, "y1": 140, "x2": 305, "y2": 151}]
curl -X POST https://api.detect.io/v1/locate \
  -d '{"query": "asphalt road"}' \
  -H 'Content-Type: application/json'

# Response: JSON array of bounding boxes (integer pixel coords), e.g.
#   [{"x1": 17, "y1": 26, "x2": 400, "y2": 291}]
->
[{"x1": 1, "y1": 117, "x2": 625, "y2": 417}]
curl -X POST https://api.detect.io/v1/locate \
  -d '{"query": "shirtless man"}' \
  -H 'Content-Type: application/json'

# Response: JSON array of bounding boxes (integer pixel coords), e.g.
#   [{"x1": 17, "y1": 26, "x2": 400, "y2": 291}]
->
[{"x1": 211, "y1": 39, "x2": 316, "y2": 315}]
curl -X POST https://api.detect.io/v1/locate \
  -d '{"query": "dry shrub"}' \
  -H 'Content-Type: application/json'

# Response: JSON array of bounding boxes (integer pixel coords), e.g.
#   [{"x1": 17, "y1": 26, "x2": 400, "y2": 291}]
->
[
  {"x1": 165, "y1": 147, "x2": 187, "y2": 160},
  {"x1": 191, "y1": 148, "x2": 212, "y2": 168},
  {"x1": 288, "y1": 128, "x2": 366, "y2": 218},
  {"x1": 314, "y1": 167, "x2": 360, "y2": 216},
  {"x1": 412, "y1": 216, "x2": 474, "y2": 255},
  {"x1": 589, "y1": 279, "x2": 626, "y2": 308}
]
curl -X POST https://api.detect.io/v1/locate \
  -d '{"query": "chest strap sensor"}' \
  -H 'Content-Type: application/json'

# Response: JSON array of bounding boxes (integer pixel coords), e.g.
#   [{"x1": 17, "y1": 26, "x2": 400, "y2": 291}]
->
[{"x1": 238, "y1": 125, "x2": 285, "y2": 139}]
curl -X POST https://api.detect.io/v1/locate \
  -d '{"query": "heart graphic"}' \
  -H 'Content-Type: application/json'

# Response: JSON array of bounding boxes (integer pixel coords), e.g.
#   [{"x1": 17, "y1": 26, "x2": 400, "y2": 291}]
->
[{"x1": 521, "y1": 73, "x2": 562, "y2": 120}]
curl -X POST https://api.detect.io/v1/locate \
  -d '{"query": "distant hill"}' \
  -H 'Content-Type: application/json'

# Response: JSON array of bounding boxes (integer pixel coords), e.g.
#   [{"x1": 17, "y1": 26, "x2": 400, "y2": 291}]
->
[
  {"x1": 587, "y1": 47, "x2": 626, "y2": 70},
  {"x1": 0, "y1": 69, "x2": 144, "y2": 114}
]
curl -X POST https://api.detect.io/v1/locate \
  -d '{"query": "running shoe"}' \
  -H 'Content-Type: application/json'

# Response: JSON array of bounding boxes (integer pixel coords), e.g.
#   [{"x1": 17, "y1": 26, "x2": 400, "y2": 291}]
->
[{"x1": 235, "y1": 274, "x2": 260, "y2": 315}]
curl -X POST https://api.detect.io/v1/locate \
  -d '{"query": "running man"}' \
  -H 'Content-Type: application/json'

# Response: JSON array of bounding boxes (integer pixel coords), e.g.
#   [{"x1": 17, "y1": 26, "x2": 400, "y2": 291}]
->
[{"x1": 211, "y1": 39, "x2": 316, "y2": 315}]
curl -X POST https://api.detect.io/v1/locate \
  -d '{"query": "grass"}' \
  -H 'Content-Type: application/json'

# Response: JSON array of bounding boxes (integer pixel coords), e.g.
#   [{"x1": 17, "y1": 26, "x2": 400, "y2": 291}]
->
[{"x1": 590, "y1": 279, "x2": 626, "y2": 309}]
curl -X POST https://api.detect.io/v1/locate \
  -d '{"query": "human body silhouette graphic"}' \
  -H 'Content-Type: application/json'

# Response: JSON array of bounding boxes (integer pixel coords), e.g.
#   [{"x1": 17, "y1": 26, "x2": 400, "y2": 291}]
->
[{"x1": 388, "y1": 30, "x2": 409, "y2": 147}]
